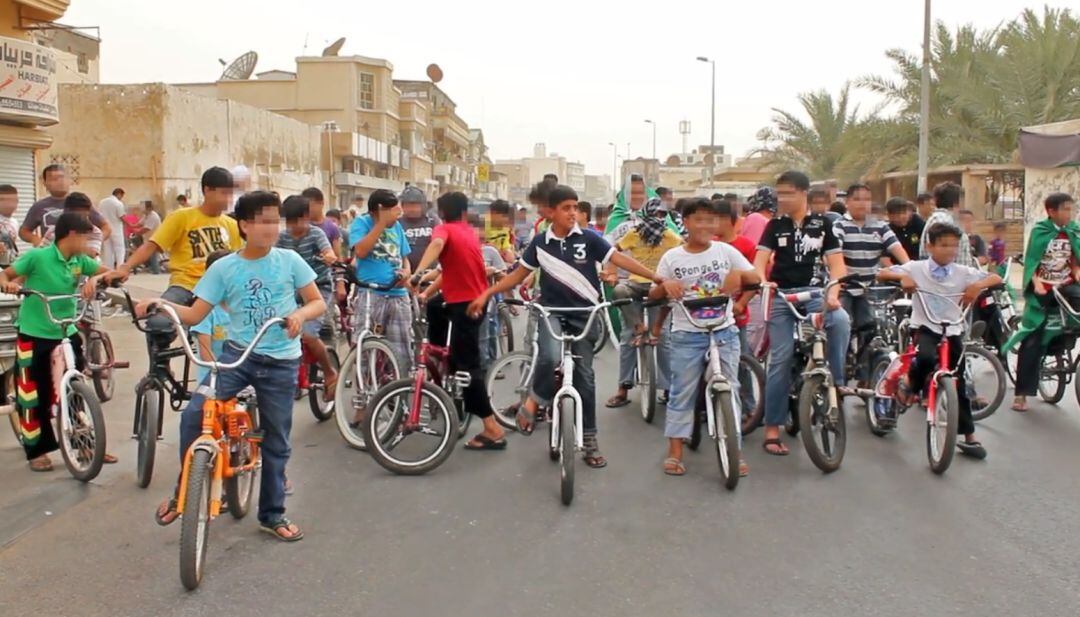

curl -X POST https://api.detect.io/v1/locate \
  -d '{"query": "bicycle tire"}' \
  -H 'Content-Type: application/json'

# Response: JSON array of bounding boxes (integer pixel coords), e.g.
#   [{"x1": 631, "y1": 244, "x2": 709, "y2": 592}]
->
[
  {"x1": 965, "y1": 346, "x2": 1006, "y2": 420},
  {"x1": 592, "y1": 312, "x2": 610, "y2": 355},
  {"x1": 135, "y1": 381, "x2": 163, "y2": 488},
  {"x1": 865, "y1": 356, "x2": 893, "y2": 437},
  {"x1": 559, "y1": 396, "x2": 575, "y2": 506},
  {"x1": 5, "y1": 369, "x2": 20, "y2": 445},
  {"x1": 179, "y1": 448, "x2": 212, "y2": 591},
  {"x1": 364, "y1": 378, "x2": 458, "y2": 475},
  {"x1": 334, "y1": 339, "x2": 401, "y2": 451},
  {"x1": 638, "y1": 345, "x2": 656, "y2": 424},
  {"x1": 8, "y1": 411, "x2": 19, "y2": 445},
  {"x1": 927, "y1": 376, "x2": 959, "y2": 475},
  {"x1": 486, "y1": 351, "x2": 533, "y2": 431},
  {"x1": 797, "y1": 374, "x2": 845, "y2": 473},
  {"x1": 498, "y1": 304, "x2": 515, "y2": 355},
  {"x1": 713, "y1": 389, "x2": 740, "y2": 491},
  {"x1": 308, "y1": 347, "x2": 341, "y2": 422},
  {"x1": 1037, "y1": 352, "x2": 1067, "y2": 404},
  {"x1": 88, "y1": 333, "x2": 115, "y2": 403},
  {"x1": 224, "y1": 405, "x2": 258, "y2": 519},
  {"x1": 58, "y1": 381, "x2": 106, "y2": 482},
  {"x1": 738, "y1": 354, "x2": 765, "y2": 436},
  {"x1": 456, "y1": 399, "x2": 471, "y2": 439}
]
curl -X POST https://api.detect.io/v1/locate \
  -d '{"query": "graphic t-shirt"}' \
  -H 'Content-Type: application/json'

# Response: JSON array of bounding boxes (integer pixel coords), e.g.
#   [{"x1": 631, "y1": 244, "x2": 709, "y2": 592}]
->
[
  {"x1": 521, "y1": 225, "x2": 614, "y2": 309},
  {"x1": 0, "y1": 213, "x2": 17, "y2": 266},
  {"x1": 191, "y1": 305, "x2": 230, "y2": 384},
  {"x1": 150, "y1": 207, "x2": 243, "y2": 290},
  {"x1": 348, "y1": 214, "x2": 411, "y2": 297},
  {"x1": 277, "y1": 226, "x2": 332, "y2": 289},
  {"x1": 399, "y1": 215, "x2": 438, "y2": 272},
  {"x1": 758, "y1": 214, "x2": 841, "y2": 289},
  {"x1": 656, "y1": 242, "x2": 752, "y2": 333},
  {"x1": 615, "y1": 228, "x2": 683, "y2": 284},
  {"x1": 1037, "y1": 230, "x2": 1074, "y2": 291},
  {"x1": 484, "y1": 215, "x2": 513, "y2": 254},
  {"x1": 193, "y1": 248, "x2": 316, "y2": 360},
  {"x1": 13, "y1": 244, "x2": 100, "y2": 339},
  {"x1": 21, "y1": 196, "x2": 106, "y2": 242}
]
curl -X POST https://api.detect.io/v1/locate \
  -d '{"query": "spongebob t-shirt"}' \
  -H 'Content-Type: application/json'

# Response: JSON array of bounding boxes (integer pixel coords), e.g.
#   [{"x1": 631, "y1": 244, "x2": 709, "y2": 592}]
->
[
  {"x1": 655, "y1": 241, "x2": 752, "y2": 333},
  {"x1": 348, "y1": 214, "x2": 411, "y2": 297},
  {"x1": 191, "y1": 305, "x2": 230, "y2": 384}
]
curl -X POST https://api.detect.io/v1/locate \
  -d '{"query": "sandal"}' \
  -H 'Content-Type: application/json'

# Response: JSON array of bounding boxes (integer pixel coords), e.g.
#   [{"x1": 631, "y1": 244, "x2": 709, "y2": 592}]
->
[
  {"x1": 516, "y1": 406, "x2": 537, "y2": 436},
  {"x1": 1011, "y1": 398, "x2": 1028, "y2": 413},
  {"x1": 739, "y1": 459, "x2": 750, "y2": 477},
  {"x1": 663, "y1": 457, "x2": 686, "y2": 476},
  {"x1": 28, "y1": 455, "x2": 53, "y2": 472},
  {"x1": 957, "y1": 441, "x2": 988, "y2": 460},
  {"x1": 464, "y1": 434, "x2": 508, "y2": 450},
  {"x1": 260, "y1": 517, "x2": 304, "y2": 542},
  {"x1": 582, "y1": 435, "x2": 607, "y2": 468},
  {"x1": 155, "y1": 497, "x2": 179, "y2": 526},
  {"x1": 605, "y1": 392, "x2": 631, "y2": 408},
  {"x1": 103, "y1": 453, "x2": 119, "y2": 464},
  {"x1": 763, "y1": 438, "x2": 789, "y2": 456}
]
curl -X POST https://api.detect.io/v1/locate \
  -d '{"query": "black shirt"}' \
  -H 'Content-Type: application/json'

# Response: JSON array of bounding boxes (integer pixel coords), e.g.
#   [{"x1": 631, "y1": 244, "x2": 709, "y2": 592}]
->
[
  {"x1": 889, "y1": 214, "x2": 925, "y2": 263},
  {"x1": 758, "y1": 213, "x2": 841, "y2": 289}
]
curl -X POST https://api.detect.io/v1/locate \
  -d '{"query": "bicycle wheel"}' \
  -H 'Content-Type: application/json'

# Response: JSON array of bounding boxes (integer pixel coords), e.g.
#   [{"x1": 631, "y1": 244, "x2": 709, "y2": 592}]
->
[
  {"x1": 738, "y1": 354, "x2": 765, "y2": 435},
  {"x1": 224, "y1": 405, "x2": 258, "y2": 519},
  {"x1": 1037, "y1": 352, "x2": 1067, "y2": 404},
  {"x1": 58, "y1": 381, "x2": 106, "y2": 482},
  {"x1": 964, "y1": 346, "x2": 1005, "y2": 420},
  {"x1": 713, "y1": 389, "x2": 740, "y2": 491},
  {"x1": 486, "y1": 351, "x2": 533, "y2": 431},
  {"x1": 927, "y1": 376, "x2": 959, "y2": 475},
  {"x1": 334, "y1": 339, "x2": 401, "y2": 451},
  {"x1": 87, "y1": 332, "x2": 115, "y2": 403},
  {"x1": 865, "y1": 356, "x2": 894, "y2": 437},
  {"x1": 1003, "y1": 347, "x2": 1019, "y2": 385},
  {"x1": 307, "y1": 347, "x2": 341, "y2": 422},
  {"x1": 5, "y1": 369, "x2": 20, "y2": 445},
  {"x1": 592, "y1": 312, "x2": 610, "y2": 355},
  {"x1": 638, "y1": 345, "x2": 656, "y2": 424},
  {"x1": 497, "y1": 304, "x2": 515, "y2": 355},
  {"x1": 456, "y1": 399, "x2": 471, "y2": 439},
  {"x1": 179, "y1": 448, "x2": 212, "y2": 591},
  {"x1": 558, "y1": 396, "x2": 575, "y2": 506},
  {"x1": 364, "y1": 378, "x2": 458, "y2": 475},
  {"x1": 797, "y1": 374, "x2": 845, "y2": 473},
  {"x1": 135, "y1": 380, "x2": 164, "y2": 488}
]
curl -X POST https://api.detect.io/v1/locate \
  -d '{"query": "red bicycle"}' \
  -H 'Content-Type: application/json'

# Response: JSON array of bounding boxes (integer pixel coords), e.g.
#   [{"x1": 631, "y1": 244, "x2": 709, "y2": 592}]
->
[{"x1": 297, "y1": 326, "x2": 340, "y2": 422}]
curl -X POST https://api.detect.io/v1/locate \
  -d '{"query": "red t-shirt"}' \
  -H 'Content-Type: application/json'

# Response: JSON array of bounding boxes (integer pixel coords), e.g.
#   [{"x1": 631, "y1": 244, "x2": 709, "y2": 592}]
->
[
  {"x1": 433, "y1": 221, "x2": 488, "y2": 304},
  {"x1": 721, "y1": 235, "x2": 758, "y2": 326}
]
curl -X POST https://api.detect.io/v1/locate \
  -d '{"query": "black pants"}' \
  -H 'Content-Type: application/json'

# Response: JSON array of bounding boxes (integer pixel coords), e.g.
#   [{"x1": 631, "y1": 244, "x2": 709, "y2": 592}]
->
[
  {"x1": 16, "y1": 333, "x2": 84, "y2": 460},
  {"x1": 426, "y1": 295, "x2": 494, "y2": 419},
  {"x1": 1015, "y1": 284, "x2": 1080, "y2": 396},
  {"x1": 909, "y1": 327, "x2": 974, "y2": 436},
  {"x1": 841, "y1": 293, "x2": 875, "y2": 381}
]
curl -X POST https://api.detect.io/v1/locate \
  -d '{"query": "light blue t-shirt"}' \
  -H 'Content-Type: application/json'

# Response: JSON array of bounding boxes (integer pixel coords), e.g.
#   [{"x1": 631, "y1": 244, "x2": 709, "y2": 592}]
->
[
  {"x1": 348, "y1": 214, "x2": 410, "y2": 296},
  {"x1": 191, "y1": 305, "x2": 230, "y2": 384},
  {"x1": 193, "y1": 248, "x2": 317, "y2": 360}
]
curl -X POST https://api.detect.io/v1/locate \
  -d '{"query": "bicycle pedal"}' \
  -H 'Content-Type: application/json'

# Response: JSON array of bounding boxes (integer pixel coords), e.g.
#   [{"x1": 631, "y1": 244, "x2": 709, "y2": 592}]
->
[
  {"x1": 453, "y1": 371, "x2": 472, "y2": 389},
  {"x1": 243, "y1": 430, "x2": 264, "y2": 442}
]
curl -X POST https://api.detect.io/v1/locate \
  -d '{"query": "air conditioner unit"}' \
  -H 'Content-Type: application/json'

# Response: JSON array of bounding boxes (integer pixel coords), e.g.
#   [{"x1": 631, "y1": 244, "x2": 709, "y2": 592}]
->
[{"x1": 352, "y1": 159, "x2": 362, "y2": 174}]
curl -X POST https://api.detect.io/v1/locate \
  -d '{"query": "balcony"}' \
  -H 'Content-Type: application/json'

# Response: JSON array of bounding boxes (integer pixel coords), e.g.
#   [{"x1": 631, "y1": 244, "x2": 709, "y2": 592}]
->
[{"x1": 333, "y1": 172, "x2": 403, "y2": 193}]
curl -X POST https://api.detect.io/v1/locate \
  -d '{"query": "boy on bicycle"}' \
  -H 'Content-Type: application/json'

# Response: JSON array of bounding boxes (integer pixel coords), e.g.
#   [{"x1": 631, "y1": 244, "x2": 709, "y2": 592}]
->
[
  {"x1": 877, "y1": 222, "x2": 1000, "y2": 459},
  {"x1": 0, "y1": 212, "x2": 112, "y2": 471},
  {"x1": 140, "y1": 191, "x2": 325, "y2": 542},
  {"x1": 468, "y1": 185, "x2": 680, "y2": 467},
  {"x1": 648, "y1": 198, "x2": 759, "y2": 477}
]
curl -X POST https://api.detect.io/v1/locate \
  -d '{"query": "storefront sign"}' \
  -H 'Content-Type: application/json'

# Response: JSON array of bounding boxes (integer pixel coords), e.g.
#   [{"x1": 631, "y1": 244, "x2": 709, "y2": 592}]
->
[{"x1": 0, "y1": 36, "x2": 58, "y2": 125}]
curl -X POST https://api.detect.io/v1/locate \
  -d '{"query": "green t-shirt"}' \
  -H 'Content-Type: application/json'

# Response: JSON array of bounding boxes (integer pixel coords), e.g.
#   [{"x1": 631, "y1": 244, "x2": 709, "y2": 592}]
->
[{"x1": 14, "y1": 245, "x2": 99, "y2": 339}]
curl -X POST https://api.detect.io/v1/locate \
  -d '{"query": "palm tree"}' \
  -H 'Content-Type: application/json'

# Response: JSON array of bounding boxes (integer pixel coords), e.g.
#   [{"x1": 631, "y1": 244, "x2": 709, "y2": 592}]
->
[{"x1": 753, "y1": 83, "x2": 862, "y2": 181}]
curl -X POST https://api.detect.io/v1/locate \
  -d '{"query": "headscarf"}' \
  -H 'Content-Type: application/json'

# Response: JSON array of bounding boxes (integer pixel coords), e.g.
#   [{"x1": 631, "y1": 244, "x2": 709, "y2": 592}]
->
[
  {"x1": 636, "y1": 198, "x2": 668, "y2": 246},
  {"x1": 604, "y1": 174, "x2": 680, "y2": 240},
  {"x1": 745, "y1": 186, "x2": 777, "y2": 215}
]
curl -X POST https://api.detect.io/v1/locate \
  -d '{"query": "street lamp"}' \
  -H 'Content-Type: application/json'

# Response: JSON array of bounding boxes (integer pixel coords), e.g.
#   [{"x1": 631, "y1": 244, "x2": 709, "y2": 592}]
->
[
  {"x1": 696, "y1": 56, "x2": 716, "y2": 187},
  {"x1": 607, "y1": 141, "x2": 618, "y2": 192},
  {"x1": 644, "y1": 119, "x2": 656, "y2": 159}
]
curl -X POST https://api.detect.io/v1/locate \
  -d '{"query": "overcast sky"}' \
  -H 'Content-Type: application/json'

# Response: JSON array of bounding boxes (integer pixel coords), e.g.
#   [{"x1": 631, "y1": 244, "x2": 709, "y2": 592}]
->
[{"x1": 65, "y1": 0, "x2": 1045, "y2": 179}]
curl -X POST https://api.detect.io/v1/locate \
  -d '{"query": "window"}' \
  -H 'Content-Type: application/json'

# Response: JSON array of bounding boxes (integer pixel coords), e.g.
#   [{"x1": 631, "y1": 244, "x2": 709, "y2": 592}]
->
[{"x1": 359, "y1": 73, "x2": 374, "y2": 110}]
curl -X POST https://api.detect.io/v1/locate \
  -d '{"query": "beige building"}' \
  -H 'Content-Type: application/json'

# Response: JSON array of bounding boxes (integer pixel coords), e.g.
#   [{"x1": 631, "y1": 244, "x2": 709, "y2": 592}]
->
[
  {"x1": 43, "y1": 84, "x2": 323, "y2": 213},
  {"x1": 1021, "y1": 118, "x2": 1080, "y2": 246},
  {"x1": 583, "y1": 174, "x2": 612, "y2": 205},
  {"x1": 493, "y1": 160, "x2": 530, "y2": 204},
  {"x1": 396, "y1": 79, "x2": 475, "y2": 196},
  {"x1": 34, "y1": 23, "x2": 98, "y2": 85},
  {"x1": 566, "y1": 161, "x2": 586, "y2": 194},
  {"x1": 620, "y1": 157, "x2": 660, "y2": 187}
]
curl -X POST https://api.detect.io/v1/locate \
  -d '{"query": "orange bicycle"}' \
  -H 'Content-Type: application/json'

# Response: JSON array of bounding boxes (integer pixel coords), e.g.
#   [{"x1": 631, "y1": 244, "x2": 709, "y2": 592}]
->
[{"x1": 148, "y1": 302, "x2": 284, "y2": 590}]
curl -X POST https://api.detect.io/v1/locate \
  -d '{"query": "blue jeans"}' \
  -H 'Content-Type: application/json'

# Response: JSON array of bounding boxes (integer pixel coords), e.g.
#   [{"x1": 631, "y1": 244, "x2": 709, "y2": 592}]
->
[
  {"x1": 179, "y1": 343, "x2": 301, "y2": 525},
  {"x1": 763, "y1": 290, "x2": 850, "y2": 427},
  {"x1": 615, "y1": 308, "x2": 671, "y2": 390},
  {"x1": 666, "y1": 328, "x2": 741, "y2": 440},
  {"x1": 530, "y1": 315, "x2": 599, "y2": 435},
  {"x1": 737, "y1": 327, "x2": 756, "y2": 414}
]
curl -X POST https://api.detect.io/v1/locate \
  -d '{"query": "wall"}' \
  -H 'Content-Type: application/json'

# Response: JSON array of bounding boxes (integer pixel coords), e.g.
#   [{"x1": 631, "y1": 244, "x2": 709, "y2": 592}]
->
[{"x1": 1023, "y1": 119, "x2": 1080, "y2": 246}]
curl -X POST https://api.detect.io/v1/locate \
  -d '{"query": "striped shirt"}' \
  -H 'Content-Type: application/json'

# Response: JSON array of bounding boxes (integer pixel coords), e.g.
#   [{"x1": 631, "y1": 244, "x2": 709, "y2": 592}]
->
[
  {"x1": 277, "y1": 226, "x2": 332, "y2": 289},
  {"x1": 833, "y1": 214, "x2": 898, "y2": 296},
  {"x1": 919, "y1": 209, "x2": 975, "y2": 268}
]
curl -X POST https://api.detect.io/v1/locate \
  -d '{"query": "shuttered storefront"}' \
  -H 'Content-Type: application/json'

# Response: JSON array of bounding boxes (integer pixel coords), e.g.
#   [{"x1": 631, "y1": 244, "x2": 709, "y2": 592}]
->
[{"x1": 0, "y1": 145, "x2": 37, "y2": 251}]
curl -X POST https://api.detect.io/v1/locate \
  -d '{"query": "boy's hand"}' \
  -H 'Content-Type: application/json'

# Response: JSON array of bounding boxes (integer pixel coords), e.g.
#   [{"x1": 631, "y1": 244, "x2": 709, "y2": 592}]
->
[
  {"x1": 394, "y1": 269, "x2": 408, "y2": 288},
  {"x1": 284, "y1": 313, "x2": 304, "y2": 338},
  {"x1": 899, "y1": 275, "x2": 917, "y2": 294},
  {"x1": 103, "y1": 269, "x2": 129, "y2": 285},
  {"x1": 321, "y1": 251, "x2": 337, "y2": 266},
  {"x1": 600, "y1": 270, "x2": 618, "y2": 286},
  {"x1": 1, "y1": 280, "x2": 20, "y2": 294},
  {"x1": 467, "y1": 294, "x2": 489, "y2": 319},
  {"x1": 659, "y1": 279, "x2": 684, "y2": 299},
  {"x1": 1032, "y1": 275, "x2": 1048, "y2": 295},
  {"x1": 80, "y1": 276, "x2": 100, "y2": 301},
  {"x1": 825, "y1": 294, "x2": 842, "y2": 312},
  {"x1": 732, "y1": 296, "x2": 749, "y2": 315},
  {"x1": 134, "y1": 299, "x2": 160, "y2": 319},
  {"x1": 961, "y1": 283, "x2": 984, "y2": 307}
]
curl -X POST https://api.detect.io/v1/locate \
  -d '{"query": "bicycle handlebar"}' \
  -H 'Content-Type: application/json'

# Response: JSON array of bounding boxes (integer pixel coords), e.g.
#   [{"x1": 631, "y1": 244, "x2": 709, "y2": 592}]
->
[
  {"x1": 18, "y1": 288, "x2": 95, "y2": 327},
  {"x1": 331, "y1": 262, "x2": 402, "y2": 292},
  {"x1": 767, "y1": 278, "x2": 847, "y2": 322},
  {"x1": 509, "y1": 299, "x2": 626, "y2": 344},
  {"x1": 911, "y1": 289, "x2": 974, "y2": 327},
  {"x1": 145, "y1": 302, "x2": 286, "y2": 373}
]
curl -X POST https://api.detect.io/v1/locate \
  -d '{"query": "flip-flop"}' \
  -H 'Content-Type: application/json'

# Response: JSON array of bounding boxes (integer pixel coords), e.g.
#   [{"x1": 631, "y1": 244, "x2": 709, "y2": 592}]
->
[
  {"x1": 1010, "y1": 401, "x2": 1028, "y2": 413},
  {"x1": 663, "y1": 457, "x2": 685, "y2": 476},
  {"x1": 957, "y1": 441, "x2": 988, "y2": 460},
  {"x1": 605, "y1": 394, "x2": 631, "y2": 408},
  {"x1": 516, "y1": 406, "x2": 536, "y2": 435},
  {"x1": 739, "y1": 459, "x2": 750, "y2": 477},
  {"x1": 28, "y1": 457, "x2": 53, "y2": 472},
  {"x1": 155, "y1": 498, "x2": 179, "y2": 526},
  {"x1": 260, "y1": 518, "x2": 304, "y2": 542},
  {"x1": 103, "y1": 453, "x2": 119, "y2": 464},
  {"x1": 763, "y1": 438, "x2": 789, "y2": 456},
  {"x1": 464, "y1": 434, "x2": 508, "y2": 451}
]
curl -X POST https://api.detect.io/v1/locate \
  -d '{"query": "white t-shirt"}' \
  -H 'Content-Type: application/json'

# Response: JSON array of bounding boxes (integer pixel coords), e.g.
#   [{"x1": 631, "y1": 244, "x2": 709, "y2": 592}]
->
[
  {"x1": 98, "y1": 195, "x2": 126, "y2": 231},
  {"x1": 890, "y1": 260, "x2": 987, "y2": 336},
  {"x1": 655, "y1": 241, "x2": 753, "y2": 333}
]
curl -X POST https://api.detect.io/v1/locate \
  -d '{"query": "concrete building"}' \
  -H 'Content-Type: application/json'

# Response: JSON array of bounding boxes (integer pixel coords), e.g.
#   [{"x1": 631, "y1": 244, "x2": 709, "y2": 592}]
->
[
  {"x1": 493, "y1": 160, "x2": 530, "y2": 204},
  {"x1": 43, "y1": 84, "x2": 323, "y2": 214},
  {"x1": 566, "y1": 161, "x2": 586, "y2": 194},
  {"x1": 396, "y1": 79, "x2": 475, "y2": 196},
  {"x1": 620, "y1": 157, "x2": 660, "y2": 187},
  {"x1": 583, "y1": 174, "x2": 612, "y2": 205},
  {"x1": 33, "y1": 23, "x2": 98, "y2": 85}
]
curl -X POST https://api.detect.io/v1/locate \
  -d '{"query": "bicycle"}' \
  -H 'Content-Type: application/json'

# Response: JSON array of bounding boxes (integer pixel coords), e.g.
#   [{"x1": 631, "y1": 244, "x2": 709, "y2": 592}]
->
[
  {"x1": 297, "y1": 322, "x2": 340, "y2": 422},
  {"x1": 77, "y1": 291, "x2": 129, "y2": 402},
  {"x1": 870, "y1": 289, "x2": 979, "y2": 474},
  {"x1": 332, "y1": 267, "x2": 406, "y2": 451},
  {"x1": 17, "y1": 289, "x2": 107, "y2": 482},
  {"x1": 145, "y1": 303, "x2": 277, "y2": 591},
  {"x1": 119, "y1": 287, "x2": 197, "y2": 488},
  {"x1": 649, "y1": 293, "x2": 749, "y2": 490},
  {"x1": 1003, "y1": 283, "x2": 1080, "y2": 406},
  {"x1": 361, "y1": 291, "x2": 474, "y2": 475}
]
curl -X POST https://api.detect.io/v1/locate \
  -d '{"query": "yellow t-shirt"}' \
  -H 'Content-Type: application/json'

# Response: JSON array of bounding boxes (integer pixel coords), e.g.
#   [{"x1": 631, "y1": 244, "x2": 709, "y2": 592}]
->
[
  {"x1": 151, "y1": 207, "x2": 243, "y2": 290},
  {"x1": 617, "y1": 228, "x2": 683, "y2": 283},
  {"x1": 484, "y1": 214, "x2": 513, "y2": 254}
]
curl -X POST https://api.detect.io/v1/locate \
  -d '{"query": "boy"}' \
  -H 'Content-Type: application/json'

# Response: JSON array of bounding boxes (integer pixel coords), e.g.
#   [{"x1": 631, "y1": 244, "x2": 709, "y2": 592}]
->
[
  {"x1": 809, "y1": 186, "x2": 835, "y2": 222},
  {"x1": 988, "y1": 223, "x2": 1007, "y2": 273},
  {"x1": 468, "y1": 185, "x2": 680, "y2": 467},
  {"x1": 278, "y1": 195, "x2": 338, "y2": 399},
  {"x1": 141, "y1": 191, "x2": 324, "y2": 541},
  {"x1": 649, "y1": 198, "x2": 759, "y2": 477},
  {"x1": 412, "y1": 192, "x2": 507, "y2": 451},
  {"x1": 398, "y1": 185, "x2": 438, "y2": 272},
  {"x1": 886, "y1": 197, "x2": 923, "y2": 263},
  {"x1": 0, "y1": 184, "x2": 20, "y2": 266},
  {"x1": 469, "y1": 215, "x2": 508, "y2": 369},
  {"x1": 349, "y1": 189, "x2": 413, "y2": 370},
  {"x1": 878, "y1": 222, "x2": 999, "y2": 458},
  {"x1": 300, "y1": 187, "x2": 342, "y2": 257},
  {"x1": 485, "y1": 199, "x2": 515, "y2": 264},
  {"x1": 592, "y1": 204, "x2": 610, "y2": 235},
  {"x1": 1, "y1": 212, "x2": 113, "y2": 471},
  {"x1": 959, "y1": 209, "x2": 989, "y2": 267},
  {"x1": 61, "y1": 193, "x2": 104, "y2": 259},
  {"x1": 715, "y1": 198, "x2": 761, "y2": 413},
  {"x1": 576, "y1": 201, "x2": 592, "y2": 231},
  {"x1": 190, "y1": 250, "x2": 232, "y2": 386},
  {"x1": 603, "y1": 197, "x2": 682, "y2": 408}
]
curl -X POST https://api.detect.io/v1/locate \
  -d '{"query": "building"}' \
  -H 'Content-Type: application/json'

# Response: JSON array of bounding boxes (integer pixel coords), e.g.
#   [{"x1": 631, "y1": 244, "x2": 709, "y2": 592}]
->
[
  {"x1": 1021, "y1": 118, "x2": 1080, "y2": 244},
  {"x1": 620, "y1": 157, "x2": 660, "y2": 187},
  {"x1": 395, "y1": 79, "x2": 476, "y2": 197},
  {"x1": 33, "y1": 22, "x2": 98, "y2": 84},
  {"x1": 583, "y1": 174, "x2": 612, "y2": 205},
  {"x1": 494, "y1": 143, "x2": 582, "y2": 205},
  {"x1": 43, "y1": 84, "x2": 323, "y2": 213},
  {"x1": 0, "y1": 1, "x2": 72, "y2": 226},
  {"x1": 493, "y1": 160, "x2": 530, "y2": 204},
  {"x1": 565, "y1": 161, "x2": 586, "y2": 194}
]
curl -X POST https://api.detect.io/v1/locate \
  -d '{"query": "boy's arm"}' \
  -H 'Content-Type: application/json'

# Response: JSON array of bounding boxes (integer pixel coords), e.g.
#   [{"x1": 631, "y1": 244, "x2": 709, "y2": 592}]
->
[
  {"x1": 286, "y1": 282, "x2": 327, "y2": 338},
  {"x1": 609, "y1": 252, "x2": 662, "y2": 285},
  {"x1": 962, "y1": 272, "x2": 1003, "y2": 306},
  {"x1": 135, "y1": 296, "x2": 213, "y2": 326},
  {"x1": 419, "y1": 275, "x2": 443, "y2": 302},
  {"x1": 0, "y1": 265, "x2": 19, "y2": 293},
  {"x1": 412, "y1": 237, "x2": 445, "y2": 279},
  {"x1": 877, "y1": 264, "x2": 917, "y2": 293},
  {"x1": 353, "y1": 217, "x2": 388, "y2": 260},
  {"x1": 753, "y1": 248, "x2": 772, "y2": 284},
  {"x1": 824, "y1": 252, "x2": 847, "y2": 309},
  {"x1": 110, "y1": 240, "x2": 161, "y2": 281},
  {"x1": 887, "y1": 243, "x2": 910, "y2": 265},
  {"x1": 467, "y1": 266, "x2": 530, "y2": 318},
  {"x1": 195, "y1": 332, "x2": 216, "y2": 363}
]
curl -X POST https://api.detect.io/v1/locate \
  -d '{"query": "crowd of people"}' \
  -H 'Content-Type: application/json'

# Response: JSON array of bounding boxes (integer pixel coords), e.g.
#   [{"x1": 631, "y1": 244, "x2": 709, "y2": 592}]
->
[{"x1": 6, "y1": 160, "x2": 1077, "y2": 543}]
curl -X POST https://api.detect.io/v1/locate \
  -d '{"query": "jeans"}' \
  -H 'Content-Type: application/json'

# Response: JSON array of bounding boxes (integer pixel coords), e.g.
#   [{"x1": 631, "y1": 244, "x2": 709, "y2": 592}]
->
[
  {"x1": 737, "y1": 327, "x2": 756, "y2": 415},
  {"x1": 614, "y1": 282, "x2": 671, "y2": 391},
  {"x1": 148, "y1": 285, "x2": 194, "y2": 350},
  {"x1": 531, "y1": 314, "x2": 600, "y2": 434},
  {"x1": 666, "y1": 328, "x2": 741, "y2": 441},
  {"x1": 180, "y1": 343, "x2": 300, "y2": 525},
  {"x1": 763, "y1": 290, "x2": 850, "y2": 427},
  {"x1": 147, "y1": 248, "x2": 162, "y2": 275},
  {"x1": 841, "y1": 292, "x2": 874, "y2": 382}
]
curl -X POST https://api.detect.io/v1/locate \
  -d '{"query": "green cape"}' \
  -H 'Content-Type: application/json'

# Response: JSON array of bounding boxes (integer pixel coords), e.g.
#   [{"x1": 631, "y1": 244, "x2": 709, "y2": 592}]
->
[{"x1": 1002, "y1": 218, "x2": 1080, "y2": 352}]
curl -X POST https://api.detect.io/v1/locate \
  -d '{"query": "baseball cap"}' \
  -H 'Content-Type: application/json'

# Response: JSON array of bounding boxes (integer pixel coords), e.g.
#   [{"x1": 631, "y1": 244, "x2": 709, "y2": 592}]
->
[{"x1": 399, "y1": 185, "x2": 426, "y2": 204}]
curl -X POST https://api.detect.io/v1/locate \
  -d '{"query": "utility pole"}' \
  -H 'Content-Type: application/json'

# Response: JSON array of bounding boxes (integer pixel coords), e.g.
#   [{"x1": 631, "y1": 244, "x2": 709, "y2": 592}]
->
[
  {"x1": 644, "y1": 119, "x2": 656, "y2": 159},
  {"x1": 917, "y1": 0, "x2": 931, "y2": 193},
  {"x1": 608, "y1": 141, "x2": 618, "y2": 193},
  {"x1": 696, "y1": 56, "x2": 716, "y2": 188}
]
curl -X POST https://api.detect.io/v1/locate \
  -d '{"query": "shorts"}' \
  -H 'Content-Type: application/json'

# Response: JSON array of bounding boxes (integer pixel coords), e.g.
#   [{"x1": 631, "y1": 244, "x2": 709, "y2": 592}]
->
[{"x1": 302, "y1": 287, "x2": 333, "y2": 337}]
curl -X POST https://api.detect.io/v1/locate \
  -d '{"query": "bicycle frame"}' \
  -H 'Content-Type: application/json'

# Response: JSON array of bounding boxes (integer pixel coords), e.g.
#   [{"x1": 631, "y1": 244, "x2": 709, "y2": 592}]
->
[
  {"x1": 911, "y1": 290, "x2": 974, "y2": 422},
  {"x1": 769, "y1": 281, "x2": 843, "y2": 403},
  {"x1": 667, "y1": 299, "x2": 739, "y2": 441}
]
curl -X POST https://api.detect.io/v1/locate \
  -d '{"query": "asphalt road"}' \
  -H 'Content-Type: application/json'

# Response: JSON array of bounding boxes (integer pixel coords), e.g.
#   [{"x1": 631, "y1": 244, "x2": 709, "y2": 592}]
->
[{"x1": 1, "y1": 318, "x2": 1079, "y2": 617}]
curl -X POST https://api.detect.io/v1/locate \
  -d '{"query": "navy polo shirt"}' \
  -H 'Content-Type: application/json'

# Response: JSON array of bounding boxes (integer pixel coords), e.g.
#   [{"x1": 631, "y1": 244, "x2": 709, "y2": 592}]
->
[{"x1": 520, "y1": 224, "x2": 614, "y2": 308}]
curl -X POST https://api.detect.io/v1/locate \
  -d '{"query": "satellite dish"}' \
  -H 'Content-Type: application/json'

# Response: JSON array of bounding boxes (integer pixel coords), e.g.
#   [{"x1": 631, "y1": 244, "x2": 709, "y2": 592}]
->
[
  {"x1": 322, "y1": 37, "x2": 346, "y2": 57},
  {"x1": 220, "y1": 51, "x2": 258, "y2": 80},
  {"x1": 426, "y1": 63, "x2": 443, "y2": 83}
]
